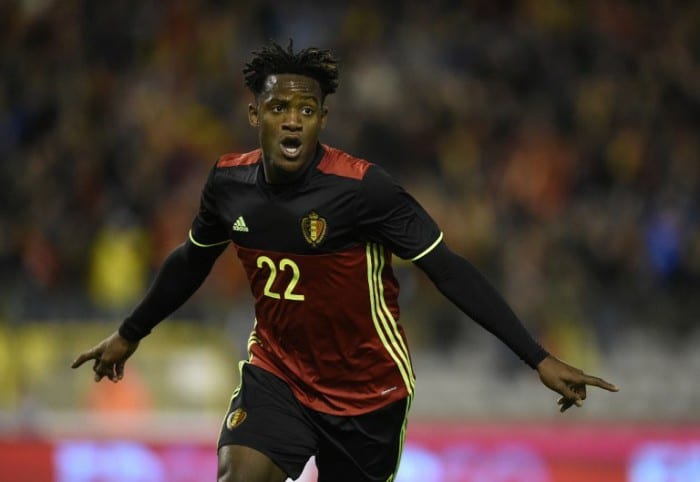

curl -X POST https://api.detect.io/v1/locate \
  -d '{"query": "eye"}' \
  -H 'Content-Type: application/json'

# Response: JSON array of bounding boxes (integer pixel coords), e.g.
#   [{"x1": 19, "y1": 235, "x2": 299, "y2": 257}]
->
[
  {"x1": 301, "y1": 106, "x2": 314, "y2": 116},
  {"x1": 271, "y1": 104, "x2": 284, "y2": 113}
]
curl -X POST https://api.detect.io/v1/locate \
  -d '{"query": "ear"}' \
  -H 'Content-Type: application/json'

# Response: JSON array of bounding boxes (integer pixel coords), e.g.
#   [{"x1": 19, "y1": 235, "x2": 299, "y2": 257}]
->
[
  {"x1": 320, "y1": 105, "x2": 328, "y2": 130},
  {"x1": 248, "y1": 103, "x2": 259, "y2": 127}
]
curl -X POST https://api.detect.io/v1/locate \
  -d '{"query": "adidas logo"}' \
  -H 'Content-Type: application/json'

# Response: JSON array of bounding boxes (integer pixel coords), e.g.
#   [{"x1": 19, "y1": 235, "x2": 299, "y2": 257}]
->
[{"x1": 232, "y1": 216, "x2": 249, "y2": 232}]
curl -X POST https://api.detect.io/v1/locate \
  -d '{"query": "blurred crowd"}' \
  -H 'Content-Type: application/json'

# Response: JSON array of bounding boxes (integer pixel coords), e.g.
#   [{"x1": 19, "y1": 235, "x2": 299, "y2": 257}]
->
[{"x1": 1, "y1": 0, "x2": 698, "y2": 358}]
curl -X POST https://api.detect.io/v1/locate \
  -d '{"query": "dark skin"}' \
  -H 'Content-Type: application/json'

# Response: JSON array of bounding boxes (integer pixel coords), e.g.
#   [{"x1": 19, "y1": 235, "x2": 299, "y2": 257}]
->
[
  {"x1": 72, "y1": 73, "x2": 618, "y2": 482},
  {"x1": 248, "y1": 73, "x2": 328, "y2": 184}
]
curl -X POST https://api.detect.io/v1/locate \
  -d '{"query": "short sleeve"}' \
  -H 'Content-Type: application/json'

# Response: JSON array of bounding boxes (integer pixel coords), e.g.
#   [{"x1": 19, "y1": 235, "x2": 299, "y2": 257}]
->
[
  {"x1": 355, "y1": 165, "x2": 442, "y2": 260},
  {"x1": 189, "y1": 163, "x2": 230, "y2": 247}
]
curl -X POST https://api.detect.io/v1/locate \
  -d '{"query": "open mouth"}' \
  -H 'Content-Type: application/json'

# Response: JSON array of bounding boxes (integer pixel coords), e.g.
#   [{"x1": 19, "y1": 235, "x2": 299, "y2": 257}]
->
[{"x1": 280, "y1": 137, "x2": 302, "y2": 158}]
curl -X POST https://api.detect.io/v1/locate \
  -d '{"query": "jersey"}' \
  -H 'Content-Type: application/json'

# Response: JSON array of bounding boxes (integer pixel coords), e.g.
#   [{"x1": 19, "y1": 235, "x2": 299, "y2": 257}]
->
[{"x1": 189, "y1": 144, "x2": 442, "y2": 415}]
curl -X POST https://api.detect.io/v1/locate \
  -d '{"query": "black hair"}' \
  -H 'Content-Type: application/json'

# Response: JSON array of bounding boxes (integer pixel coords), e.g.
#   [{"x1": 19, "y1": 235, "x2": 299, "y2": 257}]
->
[{"x1": 243, "y1": 40, "x2": 339, "y2": 100}]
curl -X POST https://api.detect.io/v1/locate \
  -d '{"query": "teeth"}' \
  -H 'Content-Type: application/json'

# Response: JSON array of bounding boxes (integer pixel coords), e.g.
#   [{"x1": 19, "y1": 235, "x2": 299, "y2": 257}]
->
[{"x1": 282, "y1": 145, "x2": 300, "y2": 156}]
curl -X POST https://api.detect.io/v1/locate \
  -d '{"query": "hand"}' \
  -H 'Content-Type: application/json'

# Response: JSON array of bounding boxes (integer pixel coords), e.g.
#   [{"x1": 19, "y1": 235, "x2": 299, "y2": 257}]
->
[
  {"x1": 536, "y1": 355, "x2": 619, "y2": 412},
  {"x1": 71, "y1": 331, "x2": 139, "y2": 382}
]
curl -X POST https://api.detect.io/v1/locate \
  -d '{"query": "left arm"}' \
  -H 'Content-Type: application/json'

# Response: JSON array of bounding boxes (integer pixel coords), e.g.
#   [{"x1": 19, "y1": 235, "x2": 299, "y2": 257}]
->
[
  {"x1": 415, "y1": 240, "x2": 619, "y2": 411},
  {"x1": 355, "y1": 164, "x2": 618, "y2": 411}
]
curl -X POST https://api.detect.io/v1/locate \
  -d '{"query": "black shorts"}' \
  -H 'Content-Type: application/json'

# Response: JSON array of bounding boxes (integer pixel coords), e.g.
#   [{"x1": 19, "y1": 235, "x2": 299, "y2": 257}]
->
[{"x1": 218, "y1": 363, "x2": 411, "y2": 481}]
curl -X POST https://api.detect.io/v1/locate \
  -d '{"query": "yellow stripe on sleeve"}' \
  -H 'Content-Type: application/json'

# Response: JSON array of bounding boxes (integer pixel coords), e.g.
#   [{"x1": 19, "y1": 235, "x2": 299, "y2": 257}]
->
[
  {"x1": 409, "y1": 232, "x2": 444, "y2": 262},
  {"x1": 188, "y1": 229, "x2": 230, "y2": 248}
]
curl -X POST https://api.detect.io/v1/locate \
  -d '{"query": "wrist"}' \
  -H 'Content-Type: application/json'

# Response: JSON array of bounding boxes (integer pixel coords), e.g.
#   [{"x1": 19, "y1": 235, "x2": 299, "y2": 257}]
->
[
  {"x1": 529, "y1": 347, "x2": 550, "y2": 370},
  {"x1": 118, "y1": 320, "x2": 148, "y2": 343},
  {"x1": 535, "y1": 354, "x2": 554, "y2": 371}
]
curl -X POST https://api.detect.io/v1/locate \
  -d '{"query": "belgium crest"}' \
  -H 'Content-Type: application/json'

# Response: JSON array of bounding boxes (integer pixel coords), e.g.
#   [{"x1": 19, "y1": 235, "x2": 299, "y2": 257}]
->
[
  {"x1": 226, "y1": 408, "x2": 247, "y2": 430},
  {"x1": 301, "y1": 211, "x2": 327, "y2": 246}
]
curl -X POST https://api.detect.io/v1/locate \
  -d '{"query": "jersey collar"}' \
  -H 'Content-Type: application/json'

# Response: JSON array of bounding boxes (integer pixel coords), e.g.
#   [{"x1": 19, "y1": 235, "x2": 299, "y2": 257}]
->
[{"x1": 256, "y1": 143, "x2": 325, "y2": 196}]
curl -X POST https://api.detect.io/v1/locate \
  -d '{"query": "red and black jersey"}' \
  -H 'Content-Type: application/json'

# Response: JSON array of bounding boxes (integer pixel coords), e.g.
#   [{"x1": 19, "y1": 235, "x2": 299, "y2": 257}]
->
[{"x1": 190, "y1": 144, "x2": 442, "y2": 415}]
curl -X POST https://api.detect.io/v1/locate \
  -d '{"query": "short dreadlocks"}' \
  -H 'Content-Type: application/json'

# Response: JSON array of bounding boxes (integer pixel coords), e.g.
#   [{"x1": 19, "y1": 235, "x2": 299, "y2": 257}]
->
[{"x1": 243, "y1": 40, "x2": 339, "y2": 101}]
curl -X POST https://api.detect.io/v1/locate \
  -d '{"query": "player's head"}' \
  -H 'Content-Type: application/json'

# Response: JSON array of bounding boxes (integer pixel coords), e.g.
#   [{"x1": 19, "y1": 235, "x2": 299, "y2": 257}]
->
[
  {"x1": 243, "y1": 40, "x2": 339, "y2": 103},
  {"x1": 245, "y1": 40, "x2": 339, "y2": 184}
]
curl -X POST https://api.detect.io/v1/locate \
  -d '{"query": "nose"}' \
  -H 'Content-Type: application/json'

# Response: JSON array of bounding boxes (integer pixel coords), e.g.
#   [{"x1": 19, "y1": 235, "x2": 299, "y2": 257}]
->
[{"x1": 282, "y1": 111, "x2": 301, "y2": 131}]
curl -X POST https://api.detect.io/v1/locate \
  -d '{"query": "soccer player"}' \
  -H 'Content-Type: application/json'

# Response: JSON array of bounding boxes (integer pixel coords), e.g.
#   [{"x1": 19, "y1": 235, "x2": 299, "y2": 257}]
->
[{"x1": 73, "y1": 41, "x2": 619, "y2": 482}]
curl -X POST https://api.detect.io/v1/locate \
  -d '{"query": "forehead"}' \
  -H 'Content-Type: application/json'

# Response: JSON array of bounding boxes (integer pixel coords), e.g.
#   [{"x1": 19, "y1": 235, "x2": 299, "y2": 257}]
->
[{"x1": 260, "y1": 74, "x2": 323, "y2": 101}]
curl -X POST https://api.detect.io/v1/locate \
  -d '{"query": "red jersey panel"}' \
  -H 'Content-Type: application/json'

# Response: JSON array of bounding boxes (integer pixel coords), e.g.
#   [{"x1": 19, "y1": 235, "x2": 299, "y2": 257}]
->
[{"x1": 236, "y1": 244, "x2": 411, "y2": 414}]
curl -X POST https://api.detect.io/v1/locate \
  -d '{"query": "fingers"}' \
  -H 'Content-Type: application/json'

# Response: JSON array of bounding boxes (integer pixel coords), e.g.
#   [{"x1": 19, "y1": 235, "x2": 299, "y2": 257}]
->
[
  {"x1": 557, "y1": 397, "x2": 575, "y2": 412},
  {"x1": 552, "y1": 359, "x2": 619, "y2": 393},
  {"x1": 93, "y1": 358, "x2": 106, "y2": 382},
  {"x1": 558, "y1": 399, "x2": 582, "y2": 412},
  {"x1": 558, "y1": 397, "x2": 579, "y2": 412},
  {"x1": 71, "y1": 350, "x2": 98, "y2": 369},
  {"x1": 93, "y1": 360, "x2": 120, "y2": 383},
  {"x1": 557, "y1": 384, "x2": 585, "y2": 412},
  {"x1": 71, "y1": 347, "x2": 112, "y2": 382},
  {"x1": 580, "y1": 374, "x2": 619, "y2": 392},
  {"x1": 73, "y1": 333, "x2": 133, "y2": 383},
  {"x1": 115, "y1": 362, "x2": 125, "y2": 381},
  {"x1": 77, "y1": 349, "x2": 120, "y2": 383},
  {"x1": 108, "y1": 364, "x2": 118, "y2": 383}
]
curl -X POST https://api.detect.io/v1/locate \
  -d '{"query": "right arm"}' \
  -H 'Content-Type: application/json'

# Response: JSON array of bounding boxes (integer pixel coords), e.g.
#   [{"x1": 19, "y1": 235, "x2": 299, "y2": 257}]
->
[
  {"x1": 73, "y1": 161, "x2": 230, "y2": 382},
  {"x1": 118, "y1": 237, "x2": 227, "y2": 341},
  {"x1": 71, "y1": 238, "x2": 227, "y2": 381}
]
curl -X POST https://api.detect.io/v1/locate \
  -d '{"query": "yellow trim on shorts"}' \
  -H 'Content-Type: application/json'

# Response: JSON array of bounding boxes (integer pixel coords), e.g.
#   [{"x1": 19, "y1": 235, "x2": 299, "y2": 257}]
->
[
  {"x1": 217, "y1": 359, "x2": 248, "y2": 448},
  {"x1": 387, "y1": 395, "x2": 412, "y2": 482}
]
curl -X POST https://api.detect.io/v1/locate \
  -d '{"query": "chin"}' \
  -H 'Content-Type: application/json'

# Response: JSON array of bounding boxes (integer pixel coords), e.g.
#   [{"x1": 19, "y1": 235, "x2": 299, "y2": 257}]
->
[
  {"x1": 276, "y1": 156, "x2": 302, "y2": 168},
  {"x1": 277, "y1": 149, "x2": 309, "y2": 166},
  {"x1": 271, "y1": 158, "x2": 305, "y2": 178},
  {"x1": 264, "y1": 149, "x2": 312, "y2": 182}
]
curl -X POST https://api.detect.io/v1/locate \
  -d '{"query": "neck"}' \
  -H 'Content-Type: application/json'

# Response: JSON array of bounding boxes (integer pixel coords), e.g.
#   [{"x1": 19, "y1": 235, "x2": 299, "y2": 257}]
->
[{"x1": 262, "y1": 144, "x2": 320, "y2": 185}]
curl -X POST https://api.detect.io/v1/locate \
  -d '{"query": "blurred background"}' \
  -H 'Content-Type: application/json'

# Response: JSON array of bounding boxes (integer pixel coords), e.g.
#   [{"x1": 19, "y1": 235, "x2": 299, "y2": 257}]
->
[{"x1": 1, "y1": 0, "x2": 699, "y2": 481}]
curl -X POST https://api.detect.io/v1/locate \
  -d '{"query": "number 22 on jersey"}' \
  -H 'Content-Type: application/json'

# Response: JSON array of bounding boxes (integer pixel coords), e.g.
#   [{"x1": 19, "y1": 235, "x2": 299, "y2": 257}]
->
[{"x1": 256, "y1": 256, "x2": 305, "y2": 301}]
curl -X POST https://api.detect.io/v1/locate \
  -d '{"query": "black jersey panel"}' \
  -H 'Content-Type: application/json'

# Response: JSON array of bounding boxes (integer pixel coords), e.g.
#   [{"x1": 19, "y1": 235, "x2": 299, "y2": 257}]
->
[
  {"x1": 355, "y1": 165, "x2": 442, "y2": 260},
  {"x1": 191, "y1": 149, "x2": 442, "y2": 259},
  {"x1": 191, "y1": 161, "x2": 230, "y2": 245}
]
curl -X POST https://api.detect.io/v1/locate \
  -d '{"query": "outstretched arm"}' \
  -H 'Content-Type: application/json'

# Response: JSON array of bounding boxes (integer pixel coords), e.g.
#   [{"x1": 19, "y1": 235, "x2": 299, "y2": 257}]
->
[
  {"x1": 414, "y1": 240, "x2": 618, "y2": 411},
  {"x1": 117, "y1": 238, "x2": 227, "y2": 341},
  {"x1": 72, "y1": 238, "x2": 227, "y2": 382}
]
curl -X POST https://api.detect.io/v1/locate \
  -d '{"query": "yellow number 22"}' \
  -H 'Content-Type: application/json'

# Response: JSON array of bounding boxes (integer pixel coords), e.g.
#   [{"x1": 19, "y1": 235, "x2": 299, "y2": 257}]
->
[{"x1": 256, "y1": 256, "x2": 305, "y2": 301}]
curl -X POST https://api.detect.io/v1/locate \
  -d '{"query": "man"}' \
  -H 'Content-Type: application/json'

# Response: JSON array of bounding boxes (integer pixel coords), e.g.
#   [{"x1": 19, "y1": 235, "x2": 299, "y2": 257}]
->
[{"x1": 73, "y1": 41, "x2": 618, "y2": 482}]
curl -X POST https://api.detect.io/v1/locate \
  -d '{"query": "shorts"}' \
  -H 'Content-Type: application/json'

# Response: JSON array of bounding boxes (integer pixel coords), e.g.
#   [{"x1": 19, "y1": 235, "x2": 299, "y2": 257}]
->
[{"x1": 218, "y1": 363, "x2": 411, "y2": 481}]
